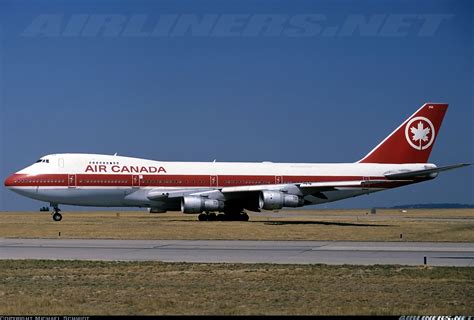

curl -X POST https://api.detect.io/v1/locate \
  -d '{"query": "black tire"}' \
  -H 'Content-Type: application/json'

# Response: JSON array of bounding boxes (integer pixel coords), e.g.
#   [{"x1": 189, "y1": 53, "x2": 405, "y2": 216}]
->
[
  {"x1": 207, "y1": 212, "x2": 217, "y2": 221},
  {"x1": 52, "y1": 213, "x2": 62, "y2": 222},
  {"x1": 198, "y1": 213, "x2": 208, "y2": 221}
]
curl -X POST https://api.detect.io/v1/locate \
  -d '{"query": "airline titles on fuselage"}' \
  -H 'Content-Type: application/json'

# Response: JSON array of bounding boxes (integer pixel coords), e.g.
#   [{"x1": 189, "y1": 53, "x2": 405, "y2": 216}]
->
[{"x1": 85, "y1": 165, "x2": 167, "y2": 173}]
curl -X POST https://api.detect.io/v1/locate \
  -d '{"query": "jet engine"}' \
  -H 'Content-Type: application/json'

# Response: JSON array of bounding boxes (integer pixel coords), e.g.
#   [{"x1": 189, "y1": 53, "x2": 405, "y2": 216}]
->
[
  {"x1": 258, "y1": 191, "x2": 304, "y2": 210},
  {"x1": 181, "y1": 196, "x2": 225, "y2": 213}
]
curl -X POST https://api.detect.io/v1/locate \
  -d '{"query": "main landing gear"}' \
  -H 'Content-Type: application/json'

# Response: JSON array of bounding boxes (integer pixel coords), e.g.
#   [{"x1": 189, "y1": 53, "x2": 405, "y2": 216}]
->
[
  {"x1": 198, "y1": 211, "x2": 249, "y2": 222},
  {"x1": 50, "y1": 204, "x2": 62, "y2": 222}
]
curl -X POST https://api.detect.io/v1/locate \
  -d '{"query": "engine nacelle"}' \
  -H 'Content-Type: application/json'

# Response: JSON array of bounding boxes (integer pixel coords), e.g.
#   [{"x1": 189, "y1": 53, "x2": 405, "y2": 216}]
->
[
  {"x1": 181, "y1": 196, "x2": 225, "y2": 214},
  {"x1": 258, "y1": 191, "x2": 304, "y2": 210}
]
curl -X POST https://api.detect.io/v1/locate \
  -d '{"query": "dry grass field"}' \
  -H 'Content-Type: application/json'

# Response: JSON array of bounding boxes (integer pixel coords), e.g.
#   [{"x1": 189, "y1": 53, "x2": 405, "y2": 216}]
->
[
  {"x1": 0, "y1": 208, "x2": 473, "y2": 241},
  {"x1": 1, "y1": 209, "x2": 473, "y2": 315},
  {"x1": 0, "y1": 260, "x2": 472, "y2": 315}
]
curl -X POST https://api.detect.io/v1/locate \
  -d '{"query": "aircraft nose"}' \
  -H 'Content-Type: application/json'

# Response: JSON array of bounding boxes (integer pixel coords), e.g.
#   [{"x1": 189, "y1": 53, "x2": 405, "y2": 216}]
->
[{"x1": 4, "y1": 174, "x2": 17, "y2": 187}]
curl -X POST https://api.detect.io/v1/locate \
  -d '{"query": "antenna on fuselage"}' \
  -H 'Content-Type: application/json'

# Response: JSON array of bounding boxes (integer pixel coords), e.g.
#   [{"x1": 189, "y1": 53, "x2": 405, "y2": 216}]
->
[{"x1": 114, "y1": 153, "x2": 118, "y2": 156}]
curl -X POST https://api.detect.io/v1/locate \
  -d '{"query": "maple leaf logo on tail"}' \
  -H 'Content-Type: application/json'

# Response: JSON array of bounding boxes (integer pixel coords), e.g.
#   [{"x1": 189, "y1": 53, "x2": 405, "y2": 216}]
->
[
  {"x1": 411, "y1": 121, "x2": 431, "y2": 148},
  {"x1": 405, "y1": 116, "x2": 436, "y2": 150}
]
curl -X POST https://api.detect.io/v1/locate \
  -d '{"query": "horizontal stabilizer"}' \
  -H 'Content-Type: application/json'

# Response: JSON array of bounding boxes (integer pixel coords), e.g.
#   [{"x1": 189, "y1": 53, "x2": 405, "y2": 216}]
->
[{"x1": 385, "y1": 163, "x2": 471, "y2": 180}]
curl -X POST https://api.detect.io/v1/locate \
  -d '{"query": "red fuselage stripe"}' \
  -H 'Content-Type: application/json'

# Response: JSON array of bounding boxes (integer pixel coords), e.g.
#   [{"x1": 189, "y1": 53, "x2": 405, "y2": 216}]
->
[{"x1": 5, "y1": 173, "x2": 387, "y2": 188}]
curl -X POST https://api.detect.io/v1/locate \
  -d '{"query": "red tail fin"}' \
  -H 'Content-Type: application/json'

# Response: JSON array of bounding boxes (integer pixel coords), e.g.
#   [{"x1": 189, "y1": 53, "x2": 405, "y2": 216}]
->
[{"x1": 359, "y1": 103, "x2": 448, "y2": 164}]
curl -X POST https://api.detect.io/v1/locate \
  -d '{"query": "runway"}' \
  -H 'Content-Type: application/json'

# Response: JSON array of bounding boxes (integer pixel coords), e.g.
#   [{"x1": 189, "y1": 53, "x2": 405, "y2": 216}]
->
[{"x1": 1, "y1": 238, "x2": 473, "y2": 266}]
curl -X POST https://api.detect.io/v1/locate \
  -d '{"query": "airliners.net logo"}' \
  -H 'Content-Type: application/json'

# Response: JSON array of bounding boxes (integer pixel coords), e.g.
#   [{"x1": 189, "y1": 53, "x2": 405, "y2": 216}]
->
[
  {"x1": 20, "y1": 13, "x2": 453, "y2": 38},
  {"x1": 399, "y1": 316, "x2": 473, "y2": 320}
]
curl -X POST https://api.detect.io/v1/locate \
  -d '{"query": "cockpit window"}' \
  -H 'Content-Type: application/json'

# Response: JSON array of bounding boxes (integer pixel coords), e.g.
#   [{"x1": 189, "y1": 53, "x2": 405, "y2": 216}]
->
[
  {"x1": 35, "y1": 159, "x2": 50, "y2": 163},
  {"x1": 36, "y1": 159, "x2": 42, "y2": 163}
]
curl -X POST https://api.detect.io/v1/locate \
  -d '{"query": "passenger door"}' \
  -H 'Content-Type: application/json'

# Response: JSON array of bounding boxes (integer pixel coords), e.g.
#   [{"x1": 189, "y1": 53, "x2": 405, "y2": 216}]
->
[
  {"x1": 275, "y1": 175, "x2": 283, "y2": 184},
  {"x1": 132, "y1": 174, "x2": 141, "y2": 188},
  {"x1": 68, "y1": 174, "x2": 76, "y2": 188},
  {"x1": 210, "y1": 175, "x2": 218, "y2": 187}
]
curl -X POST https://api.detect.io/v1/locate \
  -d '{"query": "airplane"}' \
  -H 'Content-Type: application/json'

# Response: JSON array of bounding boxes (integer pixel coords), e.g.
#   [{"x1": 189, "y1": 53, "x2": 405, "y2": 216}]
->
[{"x1": 4, "y1": 103, "x2": 471, "y2": 222}]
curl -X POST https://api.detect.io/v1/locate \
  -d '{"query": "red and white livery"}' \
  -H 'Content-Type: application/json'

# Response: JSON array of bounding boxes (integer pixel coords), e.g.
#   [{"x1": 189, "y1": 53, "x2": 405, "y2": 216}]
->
[{"x1": 4, "y1": 103, "x2": 470, "y2": 221}]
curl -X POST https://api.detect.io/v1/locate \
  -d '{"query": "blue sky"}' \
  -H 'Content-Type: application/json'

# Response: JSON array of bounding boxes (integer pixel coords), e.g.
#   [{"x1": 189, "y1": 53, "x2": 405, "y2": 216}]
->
[{"x1": 0, "y1": 0, "x2": 472, "y2": 211}]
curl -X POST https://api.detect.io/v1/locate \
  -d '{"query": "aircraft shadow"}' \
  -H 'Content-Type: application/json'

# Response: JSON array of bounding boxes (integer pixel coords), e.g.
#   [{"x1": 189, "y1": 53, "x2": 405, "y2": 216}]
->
[
  {"x1": 261, "y1": 221, "x2": 392, "y2": 227},
  {"x1": 160, "y1": 219, "x2": 392, "y2": 227}
]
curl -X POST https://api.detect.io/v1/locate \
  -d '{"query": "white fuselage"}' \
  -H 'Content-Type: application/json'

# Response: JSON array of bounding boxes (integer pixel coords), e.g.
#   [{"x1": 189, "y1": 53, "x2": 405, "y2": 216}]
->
[{"x1": 4, "y1": 153, "x2": 434, "y2": 210}]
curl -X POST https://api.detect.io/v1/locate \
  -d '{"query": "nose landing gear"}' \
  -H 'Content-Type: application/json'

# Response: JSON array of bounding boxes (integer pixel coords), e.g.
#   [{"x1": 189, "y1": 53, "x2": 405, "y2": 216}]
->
[{"x1": 50, "y1": 204, "x2": 62, "y2": 222}]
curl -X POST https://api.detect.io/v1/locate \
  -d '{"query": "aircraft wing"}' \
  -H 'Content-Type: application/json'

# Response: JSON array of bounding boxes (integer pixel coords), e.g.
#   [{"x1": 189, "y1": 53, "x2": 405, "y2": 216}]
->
[
  {"x1": 147, "y1": 188, "x2": 213, "y2": 200},
  {"x1": 147, "y1": 179, "x2": 412, "y2": 202},
  {"x1": 384, "y1": 163, "x2": 471, "y2": 180},
  {"x1": 221, "y1": 180, "x2": 409, "y2": 196},
  {"x1": 297, "y1": 179, "x2": 407, "y2": 190}
]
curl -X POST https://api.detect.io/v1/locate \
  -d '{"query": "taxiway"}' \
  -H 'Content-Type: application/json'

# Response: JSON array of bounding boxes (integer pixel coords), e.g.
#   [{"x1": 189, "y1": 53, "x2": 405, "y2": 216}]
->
[{"x1": 1, "y1": 238, "x2": 473, "y2": 266}]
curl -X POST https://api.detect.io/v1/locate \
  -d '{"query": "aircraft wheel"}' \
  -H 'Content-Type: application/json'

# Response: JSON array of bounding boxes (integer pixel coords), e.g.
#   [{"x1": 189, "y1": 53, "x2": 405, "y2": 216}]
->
[
  {"x1": 52, "y1": 213, "x2": 62, "y2": 222},
  {"x1": 207, "y1": 212, "x2": 217, "y2": 221},
  {"x1": 198, "y1": 213, "x2": 208, "y2": 221}
]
